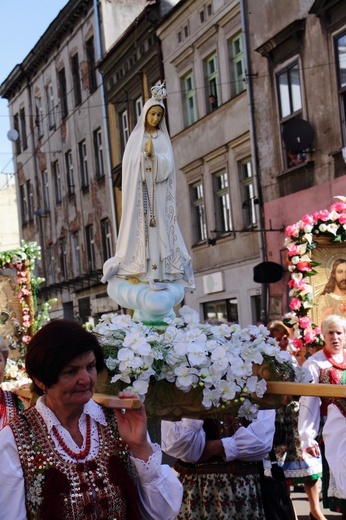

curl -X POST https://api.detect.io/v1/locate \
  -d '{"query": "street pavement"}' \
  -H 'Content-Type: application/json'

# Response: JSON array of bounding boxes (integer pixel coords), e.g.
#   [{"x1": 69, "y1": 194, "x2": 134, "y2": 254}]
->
[{"x1": 291, "y1": 486, "x2": 341, "y2": 519}]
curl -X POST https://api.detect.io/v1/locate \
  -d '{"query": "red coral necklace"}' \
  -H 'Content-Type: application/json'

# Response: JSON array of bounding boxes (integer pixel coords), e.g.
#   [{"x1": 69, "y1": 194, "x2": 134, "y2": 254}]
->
[
  {"x1": 323, "y1": 348, "x2": 346, "y2": 370},
  {"x1": 52, "y1": 414, "x2": 92, "y2": 460}
]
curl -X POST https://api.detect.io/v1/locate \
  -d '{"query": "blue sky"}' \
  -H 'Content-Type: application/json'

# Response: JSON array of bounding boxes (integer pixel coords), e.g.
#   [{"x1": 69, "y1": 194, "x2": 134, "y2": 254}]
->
[{"x1": 0, "y1": 0, "x2": 69, "y2": 176}]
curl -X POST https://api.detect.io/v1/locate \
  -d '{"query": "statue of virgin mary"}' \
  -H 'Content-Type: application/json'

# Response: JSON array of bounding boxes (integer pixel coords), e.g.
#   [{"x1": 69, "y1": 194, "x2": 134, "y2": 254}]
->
[
  {"x1": 102, "y1": 84, "x2": 194, "y2": 291},
  {"x1": 102, "y1": 84, "x2": 195, "y2": 320}
]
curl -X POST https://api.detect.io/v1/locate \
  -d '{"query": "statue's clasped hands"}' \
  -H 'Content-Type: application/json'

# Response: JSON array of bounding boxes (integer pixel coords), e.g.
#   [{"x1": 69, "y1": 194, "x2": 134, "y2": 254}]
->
[{"x1": 144, "y1": 136, "x2": 154, "y2": 158}]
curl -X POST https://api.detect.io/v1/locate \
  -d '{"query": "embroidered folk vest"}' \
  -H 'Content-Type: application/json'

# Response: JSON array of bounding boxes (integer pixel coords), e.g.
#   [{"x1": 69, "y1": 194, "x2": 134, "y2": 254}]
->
[
  {"x1": 0, "y1": 388, "x2": 20, "y2": 430},
  {"x1": 320, "y1": 365, "x2": 346, "y2": 417},
  {"x1": 10, "y1": 407, "x2": 141, "y2": 520}
]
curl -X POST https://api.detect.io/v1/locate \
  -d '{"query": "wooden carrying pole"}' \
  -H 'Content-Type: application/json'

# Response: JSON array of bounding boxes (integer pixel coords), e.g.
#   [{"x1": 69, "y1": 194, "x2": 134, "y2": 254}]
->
[
  {"x1": 266, "y1": 382, "x2": 346, "y2": 398},
  {"x1": 13, "y1": 388, "x2": 142, "y2": 409}
]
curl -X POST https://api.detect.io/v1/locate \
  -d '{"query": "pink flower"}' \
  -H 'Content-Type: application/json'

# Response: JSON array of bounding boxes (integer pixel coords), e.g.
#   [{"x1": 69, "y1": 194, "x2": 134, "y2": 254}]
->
[
  {"x1": 286, "y1": 244, "x2": 300, "y2": 257},
  {"x1": 285, "y1": 224, "x2": 300, "y2": 238},
  {"x1": 313, "y1": 209, "x2": 330, "y2": 222},
  {"x1": 292, "y1": 337, "x2": 304, "y2": 350},
  {"x1": 289, "y1": 298, "x2": 302, "y2": 311},
  {"x1": 338, "y1": 214, "x2": 346, "y2": 224},
  {"x1": 288, "y1": 275, "x2": 308, "y2": 290},
  {"x1": 330, "y1": 202, "x2": 346, "y2": 213},
  {"x1": 299, "y1": 316, "x2": 311, "y2": 329},
  {"x1": 304, "y1": 330, "x2": 317, "y2": 344},
  {"x1": 296, "y1": 261, "x2": 311, "y2": 272},
  {"x1": 301, "y1": 214, "x2": 315, "y2": 226},
  {"x1": 22, "y1": 335, "x2": 31, "y2": 344}
]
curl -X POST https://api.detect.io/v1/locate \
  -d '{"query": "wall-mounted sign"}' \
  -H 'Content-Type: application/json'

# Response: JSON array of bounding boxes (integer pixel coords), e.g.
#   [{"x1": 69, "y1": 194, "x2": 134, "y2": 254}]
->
[{"x1": 203, "y1": 272, "x2": 224, "y2": 294}]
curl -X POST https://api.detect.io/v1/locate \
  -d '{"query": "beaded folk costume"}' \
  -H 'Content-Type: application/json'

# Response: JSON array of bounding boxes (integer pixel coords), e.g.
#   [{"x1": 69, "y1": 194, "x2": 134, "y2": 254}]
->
[
  {"x1": 10, "y1": 406, "x2": 141, "y2": 520},
  {"x1": 299, "y1": 347, "x2": 346, "y2": 515},
  {"x1": 319, "y1": 348, "x2": 346, "y2": 514},
  {"x1": 0, "y1": 388, "x2": 21, "y2": 430}
]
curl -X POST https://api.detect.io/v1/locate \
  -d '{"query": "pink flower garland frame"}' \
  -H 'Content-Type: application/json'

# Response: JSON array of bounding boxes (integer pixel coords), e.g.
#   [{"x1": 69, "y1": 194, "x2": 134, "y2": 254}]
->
[
  {"x1": 0, "y1": 242, "x2": 40, "y2": 353},
  {"x1": 283, "y1": 196, "x2": 346, "y2": 349}
]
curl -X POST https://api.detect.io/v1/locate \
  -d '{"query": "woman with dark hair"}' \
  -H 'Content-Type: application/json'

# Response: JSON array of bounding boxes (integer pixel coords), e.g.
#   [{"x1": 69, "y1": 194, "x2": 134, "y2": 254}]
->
[{"x1": 0, "y1": 319, "x2": 182, "y2": 520}]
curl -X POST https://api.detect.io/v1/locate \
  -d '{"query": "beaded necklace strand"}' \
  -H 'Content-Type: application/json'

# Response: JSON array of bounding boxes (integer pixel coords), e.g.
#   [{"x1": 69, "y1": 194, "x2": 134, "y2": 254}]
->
[
  {"x1": 323, "y1": 347, "x2": 346, "y2": 370},
  {"x1": 52, "y1": 413, "x2": 92, "y2": 460}
]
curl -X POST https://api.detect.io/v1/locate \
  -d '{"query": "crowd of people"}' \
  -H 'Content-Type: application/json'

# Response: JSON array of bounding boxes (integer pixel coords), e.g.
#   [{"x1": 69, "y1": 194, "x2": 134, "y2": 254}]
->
[
  {"x1": 0, "y1": 314, "x2": 345, "y2": 519},
  {"x1": 1, "y1": 86, "x2": 346, "y2": 519}
]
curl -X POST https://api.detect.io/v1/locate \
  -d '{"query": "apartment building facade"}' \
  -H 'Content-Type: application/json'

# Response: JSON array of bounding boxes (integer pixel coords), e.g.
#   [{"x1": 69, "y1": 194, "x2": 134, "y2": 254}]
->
[
  {"x1": 157, "y1": 0, "x2": 263, "y2": 326},
  {"x1": 0, "y1": 0, "x2": 146, "y2": 322},
  {"x1": 246, "y1": 0, "x2": 346, "y2": 321}
]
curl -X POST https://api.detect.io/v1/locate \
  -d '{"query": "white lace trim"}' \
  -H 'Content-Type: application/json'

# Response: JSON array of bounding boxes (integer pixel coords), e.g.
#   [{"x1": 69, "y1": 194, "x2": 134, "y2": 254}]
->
[
  {"x1": 180, "y1": 418, "x2": 204, "y2": 430},
  {"x1": 130, "y1": 443, "x2": 163, "y2": 483},
  {"x1": 221, "y1": 437, "x2": 238, "y2": 461}
]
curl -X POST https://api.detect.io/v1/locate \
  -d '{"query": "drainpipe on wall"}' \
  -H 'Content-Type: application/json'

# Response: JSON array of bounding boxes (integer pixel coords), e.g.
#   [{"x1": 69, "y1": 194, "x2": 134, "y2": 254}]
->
[
  {"x1": 93, "y1": 0, "x2": 118, "y2": 242},
  {"x1": 240, "y1": 0, "x2": 268, "y2": 324}
]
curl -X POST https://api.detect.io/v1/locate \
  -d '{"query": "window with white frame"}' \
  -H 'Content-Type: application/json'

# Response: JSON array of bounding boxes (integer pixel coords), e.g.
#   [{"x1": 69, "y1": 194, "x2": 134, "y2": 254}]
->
[
  {"x1": 47, "y1": 84, "x2": 55, "y2": 129},
  {"x1": 230, "y1": 33, "x2": 246, "y2": 96},
  {"x1": 205, "y1": 53, "x2": 220, "y2": 112},
  {"x1": 335, "y1": 32, "x2": 346, "y2": 145},
  {"x1": 41, "y1": 170, "x2": 50, "y2": 211},
  {"x1": 121, "y1": 110, "x2": 130, "y2": 147},
  {"x1": 276, "y1": 62, "x2": 305, "y2": 168},
  {"x1": 53, "y1": 161, "x2": 62, "y2": 204},
  {"x1": 277, "y1": 62, "x2": 302, "y2": 118},
  {"x1": 71, "y1": 232, "x2": 81, "y2": 277},
  {"x1": 86, "y1": 225, "x2": 96, "y2": 271},
  {"x1": 135, "y1": 96, "x2": 143, "y2": 123},
  {"x1": 58, "y1": 239, "x2": 68, "y2": 280},
  {"x1": 79, "y1": 140, "x2": 89, "y2": 189},
  {"x1": 65, "y1": 151, "x2": 75, "y2": 196},
  {"x1": 93, "y1": 128, "x2": 105, "y2": 179},
  {"x1": 191, "y1": 181, "x2": 207, "y2": 243},
  {"x1": 183, "y1": 72, "x2": 197, "y2": 126},
  {"x1": 101, "y1": 217, "x2": 112, "y2": 261},
  {"x1": 213, "y1": 171, "x2": 232, "y2": 233},
  {"x1": 239, "y1": 158, "x2": 257, "y2": 228},
  {"x1": 35, "y1": 96, "x2": 44, "y2": 138}
]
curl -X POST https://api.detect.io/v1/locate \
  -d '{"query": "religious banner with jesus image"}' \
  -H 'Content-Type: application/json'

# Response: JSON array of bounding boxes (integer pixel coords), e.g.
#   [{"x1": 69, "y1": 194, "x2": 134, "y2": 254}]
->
[{"x1": 310, "y1": 242, "x2": 346, "y2": 326}]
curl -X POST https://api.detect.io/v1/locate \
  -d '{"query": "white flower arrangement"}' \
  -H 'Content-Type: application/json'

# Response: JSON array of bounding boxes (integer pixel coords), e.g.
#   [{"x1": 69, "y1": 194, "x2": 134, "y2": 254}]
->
[{"x1": 92, "y1": 306, "x2": 308, "y2": 420}]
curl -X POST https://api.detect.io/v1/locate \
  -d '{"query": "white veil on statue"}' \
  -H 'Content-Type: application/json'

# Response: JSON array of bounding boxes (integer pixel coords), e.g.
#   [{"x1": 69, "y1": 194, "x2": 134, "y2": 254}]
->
[{"x1": 102, "y1": 84, "x2": 194, "y2": 289}]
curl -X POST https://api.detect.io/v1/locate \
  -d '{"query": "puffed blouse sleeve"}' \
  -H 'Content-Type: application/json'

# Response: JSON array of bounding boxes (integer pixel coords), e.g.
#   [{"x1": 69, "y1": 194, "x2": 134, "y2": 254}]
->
[
  {"x1": 161, "y1": 410, "x2": 275, "y2": 464},
  {"x1": 298, "y1": 358, "x2": 322, "y2": 449},
  {"x1": 0, "y1": 425, "x2": 26, "y2": 520}
]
